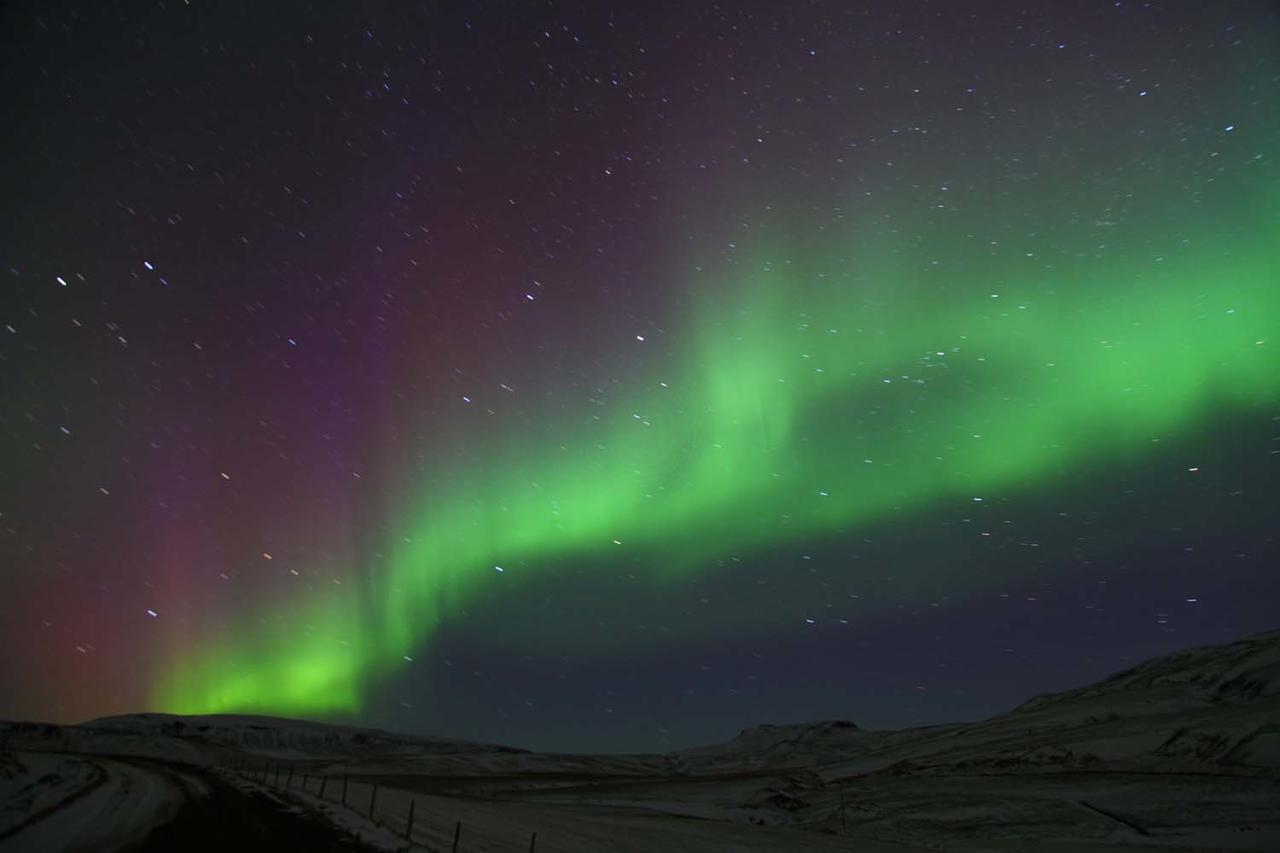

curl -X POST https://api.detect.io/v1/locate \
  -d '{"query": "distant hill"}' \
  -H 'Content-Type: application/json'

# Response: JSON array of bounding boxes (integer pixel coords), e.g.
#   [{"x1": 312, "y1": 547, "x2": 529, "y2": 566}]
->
[
  {"x1": 82, "y1": 712, "x2": 526, "y2": 757},
  {"x1": 4, "y1": 629, "x2": 1279, "y2": 852},
  {"x1": 1013, "y1": 628, "x2": 1280, "y2": 713}
]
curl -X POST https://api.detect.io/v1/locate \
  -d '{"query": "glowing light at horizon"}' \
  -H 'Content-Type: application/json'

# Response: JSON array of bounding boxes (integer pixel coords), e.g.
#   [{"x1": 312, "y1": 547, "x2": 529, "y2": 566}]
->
[{"x1": 152, "y1": 184, "x2": 1280, "y2": 715}]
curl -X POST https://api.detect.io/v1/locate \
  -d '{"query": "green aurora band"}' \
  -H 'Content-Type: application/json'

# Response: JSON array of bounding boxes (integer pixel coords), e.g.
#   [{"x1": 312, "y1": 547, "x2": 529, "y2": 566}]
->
[{"x1": 153, "y1": 186, "x2": 1279, "y2": 716}]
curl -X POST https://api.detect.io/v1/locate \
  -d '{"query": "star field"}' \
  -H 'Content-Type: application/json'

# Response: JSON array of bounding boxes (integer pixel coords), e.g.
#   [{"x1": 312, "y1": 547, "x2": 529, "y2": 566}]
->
[{"x1": 1, "y1": 1, "x2": 1278, "y2": 752}]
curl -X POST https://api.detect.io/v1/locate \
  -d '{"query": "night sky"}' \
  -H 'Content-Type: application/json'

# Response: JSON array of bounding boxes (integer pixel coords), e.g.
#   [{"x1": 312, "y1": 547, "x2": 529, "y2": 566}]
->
[{"x1": 2, "y1": 1, "x2": 1278, "y2": 753}]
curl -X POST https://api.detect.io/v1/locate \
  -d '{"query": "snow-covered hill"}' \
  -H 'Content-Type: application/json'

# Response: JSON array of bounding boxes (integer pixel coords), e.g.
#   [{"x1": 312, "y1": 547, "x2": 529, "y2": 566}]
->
[
  {"x1": 4, "y1": 628, "x2": 1278, "y2": 851},
  {"x1": 82, "y1": 712, "x2": 525, "y2": 759},
  {"x1": 1015, "y1": 628, "x2": 1280, "y2": 713}
]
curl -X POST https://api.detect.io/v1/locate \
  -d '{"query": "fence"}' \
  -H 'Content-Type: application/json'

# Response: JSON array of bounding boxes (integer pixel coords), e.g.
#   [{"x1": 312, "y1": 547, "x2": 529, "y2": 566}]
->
[{"x1": 229, "y1": 758, "x2": 541, "y2": 852}]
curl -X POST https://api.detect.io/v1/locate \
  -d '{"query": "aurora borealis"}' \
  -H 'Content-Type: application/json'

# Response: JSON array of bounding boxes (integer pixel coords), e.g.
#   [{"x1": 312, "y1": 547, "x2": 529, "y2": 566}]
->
[
  {"x1": 3, "y1": 1, "x2": 1278, "y2": 751},
  {"x1": 153, "y1": 200, "x2": 1280, "y2": 718}
]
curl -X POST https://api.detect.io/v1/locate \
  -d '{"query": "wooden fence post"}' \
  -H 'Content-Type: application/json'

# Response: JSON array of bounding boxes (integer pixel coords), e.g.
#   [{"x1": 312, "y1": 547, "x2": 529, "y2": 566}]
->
[
  {"x1": 369, "y1": 783, "x2": 378, "y2": 820},
  {"x1": 839, "y1": 783, "x2": 847, "y2": 835},
  {"x1": 319, "y1": 775, "x2": 328, "y2": 799},
  {"x1": 342, "y1": 774, "x2": 348, "y2": 806},
  {"x1": 406, "y1": 799, "x2": 415, "y2": 839},
  {"x1": 303, "y1": 773, "x2": 309, "y2": 791},
  {"x1": 452, "y1": 820, "x2": 461, "y2": 853},
  {"x1": 530, "y1": 830, "x2": 538, "y2": 851},
  {"x1": 274, "y1": 764, "x2": 281, "y2": 786}
]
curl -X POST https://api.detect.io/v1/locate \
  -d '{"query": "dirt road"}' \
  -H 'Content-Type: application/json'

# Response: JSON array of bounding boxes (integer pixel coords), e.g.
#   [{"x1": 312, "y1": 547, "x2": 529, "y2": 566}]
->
[{"x1": 1, "y1": 753, "x2": 371, "y2": 852}]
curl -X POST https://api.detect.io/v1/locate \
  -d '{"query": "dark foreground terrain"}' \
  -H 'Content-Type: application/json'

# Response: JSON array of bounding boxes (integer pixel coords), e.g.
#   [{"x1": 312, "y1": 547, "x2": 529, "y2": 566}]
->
[
  {"x1": 126, "y1": 760, "x2": 370, "y2": 852},
  {"x1": 4, "y1": 629, "x2": 1279, "y2": 852},
  {"x1": 0, "y1": 753, "x2": 371, "y2": 852}
]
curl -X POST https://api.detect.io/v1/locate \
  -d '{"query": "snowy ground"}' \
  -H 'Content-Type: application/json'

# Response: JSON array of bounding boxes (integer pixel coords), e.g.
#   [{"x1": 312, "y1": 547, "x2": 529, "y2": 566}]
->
[
  {"x1": 0, "y1": 752, "x2": 202, "y2": 852},
  {"x1": 219, "y1": 766, "x2": 933, "y2": 852},
  {"x1": 2, "y1": 629, "x2": 1278, "y2": 851}
]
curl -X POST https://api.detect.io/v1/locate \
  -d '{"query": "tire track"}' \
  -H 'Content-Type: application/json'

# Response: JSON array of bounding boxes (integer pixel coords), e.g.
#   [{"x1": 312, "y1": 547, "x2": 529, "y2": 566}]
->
[{"x1": 0, "y1": 757, "x2": 106, "y2": 843}]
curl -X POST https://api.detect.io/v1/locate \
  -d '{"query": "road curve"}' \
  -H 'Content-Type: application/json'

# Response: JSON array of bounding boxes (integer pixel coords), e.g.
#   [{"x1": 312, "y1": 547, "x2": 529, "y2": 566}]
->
[{"x1": 1, "y1": 754, "x2": 370, "y2": 853}]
